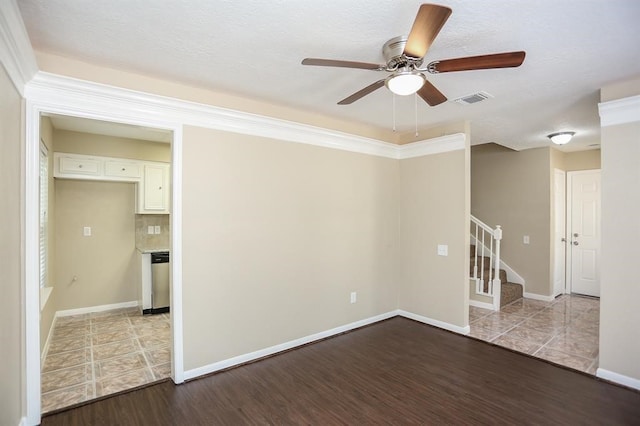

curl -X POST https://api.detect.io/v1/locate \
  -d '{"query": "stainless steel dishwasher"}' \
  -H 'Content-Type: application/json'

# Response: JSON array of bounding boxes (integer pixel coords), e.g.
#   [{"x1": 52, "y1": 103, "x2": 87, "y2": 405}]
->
[{"x1": 150, "y1": 251, "x2": 170, "y2": 314}]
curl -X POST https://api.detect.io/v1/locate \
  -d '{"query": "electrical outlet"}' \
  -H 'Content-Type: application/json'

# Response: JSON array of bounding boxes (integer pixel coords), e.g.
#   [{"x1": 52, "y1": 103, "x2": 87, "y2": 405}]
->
[
  {"x1": 154, "y1": 225, "x2": 161, "y2": 234},
  {"x1": 523, "y1": 235, "x2": 530, "y2": 245},
  {"x1": 437, "y1": 244, "x2": 448, "y2": 256},
  {"x1": 148, "y1": 226, "x2": 155, "y2": 235},
  {"x1": 350, "y1": 292, "x2": 357, "y2": 304},
  {"x1": 83, "y1": 226, "x2": 91, "y2": 237}
]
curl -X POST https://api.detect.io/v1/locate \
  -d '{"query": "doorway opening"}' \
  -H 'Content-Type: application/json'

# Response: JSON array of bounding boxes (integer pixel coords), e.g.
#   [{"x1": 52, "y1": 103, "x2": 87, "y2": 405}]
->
[{"x1": 36, "y1": 113, "x2": 176, "y2": 413}]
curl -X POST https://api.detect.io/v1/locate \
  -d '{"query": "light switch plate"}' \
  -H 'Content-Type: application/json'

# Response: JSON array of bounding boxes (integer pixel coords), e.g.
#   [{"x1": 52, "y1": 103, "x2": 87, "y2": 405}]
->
[
  {"x1": 523, "y1": 235, "x2": 530, "y2": 245},
  {"x1": 437, "y1": 244, "x2": 448, "y2": 256},
  {"x1": 154, "y1": 225, "x2": 161, "y2": 234},
  {"x1": 83, "y1": 226, "x2": 91, "y2": 237},
  {"x1": 148, "y1": 226, "x2": 155, "y2": 235}
]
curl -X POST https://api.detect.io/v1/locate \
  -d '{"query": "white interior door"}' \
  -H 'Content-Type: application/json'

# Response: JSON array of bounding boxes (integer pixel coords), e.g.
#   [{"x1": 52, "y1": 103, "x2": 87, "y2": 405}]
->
[
  {"x1": 568, "y1": 170, "x2": 601, "y2": 297},
  {"x1": 553, "y1": 169, "x2": 566, "y2": 297}
]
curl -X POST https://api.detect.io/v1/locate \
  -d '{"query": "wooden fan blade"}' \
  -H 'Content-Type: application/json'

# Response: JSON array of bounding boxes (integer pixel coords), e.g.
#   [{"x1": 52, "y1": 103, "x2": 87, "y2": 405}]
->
[
  {"x1": 403, "y1": 4, "x2": 452, "y2": 59},
  {"x1": 302, "y1": 58, "x2": 384, "y2": 70},
  {"x1": 338, "y1": 80, "x2": 386, "y2": 105},
  {"x1": 417, "y1": 79, "x2": 447, "y2": 106},
  {"x1": 430, "y1": 51, "x2": 526, "y2": 73}
]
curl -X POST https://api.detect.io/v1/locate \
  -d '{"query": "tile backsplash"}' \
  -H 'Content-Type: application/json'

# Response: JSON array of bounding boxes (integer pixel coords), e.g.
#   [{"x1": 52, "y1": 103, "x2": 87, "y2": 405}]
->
[{"x1": 135, "y1": 214, "x2": 170, "y2": 250}]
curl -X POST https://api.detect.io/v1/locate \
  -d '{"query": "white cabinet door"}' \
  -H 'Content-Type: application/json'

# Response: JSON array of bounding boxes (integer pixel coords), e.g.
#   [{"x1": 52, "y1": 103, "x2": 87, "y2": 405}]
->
[{"x1": 139, "y1": 164, "x2": 169, "y2": 213}]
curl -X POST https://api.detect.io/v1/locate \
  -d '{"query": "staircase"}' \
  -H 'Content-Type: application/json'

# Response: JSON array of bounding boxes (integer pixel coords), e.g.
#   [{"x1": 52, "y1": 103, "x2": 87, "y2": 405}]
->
[
  {"x1": 470, "y1": 215, "x2": 523, "y2": 309},
  {"x1": 470, "y1": 244, "x2": 522, "y2": 307}
]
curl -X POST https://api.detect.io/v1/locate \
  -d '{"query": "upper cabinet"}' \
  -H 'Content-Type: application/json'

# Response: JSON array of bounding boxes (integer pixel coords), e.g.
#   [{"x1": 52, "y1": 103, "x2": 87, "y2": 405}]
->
[
  {"x1": 54, "y1": 152, "x2": 170, "y2": 214},
  {"x1": 138, "y1": 164, "x2": 170, "y2": 214}
]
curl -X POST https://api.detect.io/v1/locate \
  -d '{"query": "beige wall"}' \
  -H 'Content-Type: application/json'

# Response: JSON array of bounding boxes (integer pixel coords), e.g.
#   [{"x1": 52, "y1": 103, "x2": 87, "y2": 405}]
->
[
  {"x1": 50, "y1": 130, "x2": 170, "y2": 311},
  {"x1": 53, "y1": 129, "x2": 171, "y2": 162},
  {"x1": 40, "y1": 116, "x2": 57, "y2": 351},
  {"x1": 599, "y1": 89, "x2": 640, "y2": 381},
  {"x1": 0, "y1": 65, "x2": 24, "y2": 426},
  {"x1": 471, "y1": 144, "x2": 552, "y2": 296},
  {"x1": 563, "y1": 149, "x2": 600, "y2": 171},
  {"x1": 54, "y1": 180, "x2": 138, "y2": 310},
  {"x1": 600, "y1": 76, "x2": 640, "y2": 102},
  {"x1": 181, "y1": 126, "x2": 400, "y2": 369},
  {"x1": 398, "y1": 147, "x2": 469, "y2": 327}
]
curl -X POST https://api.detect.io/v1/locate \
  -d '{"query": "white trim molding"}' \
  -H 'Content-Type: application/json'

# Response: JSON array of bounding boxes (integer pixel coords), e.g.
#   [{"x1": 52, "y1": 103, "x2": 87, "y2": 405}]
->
[
  {"x1": 55, "y1": 301, "x2": 138, "y2": 317},
  {"x1": 0, "y1": 0, "x2": 38, "y2": 95},
  {"x1": 184, "y1": 311, "x2": 399, "y2": 381},
  {"x1": 398, "y1": 310, "x2": 470, "y2": 335},
  {"x1": 469, "y1": 300, "x2": 496, "y2": 311},
  {"x1": 598, "y1": 95, "x2": 640, "y2": 127},
  {"x1": 597, "y1": 368, "x2": 640, "y2": 391},
  {"x1": 25, "y1": 72, "x2": 465, "y2": 160},
  {"x1": 523, "y1": 292, "x2": 556, "y2": 302},
  {"x1": 397, "y1": 133, "x2": 466, "y2": 159},
  {"x1": 40, "y1": 315, "x2": 57, "y2": 364}
]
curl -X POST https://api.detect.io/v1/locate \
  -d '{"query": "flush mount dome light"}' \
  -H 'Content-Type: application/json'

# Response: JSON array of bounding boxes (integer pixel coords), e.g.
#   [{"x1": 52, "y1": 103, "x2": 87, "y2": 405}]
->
[
  {"x1": 386, "y1": 71, "x2": 425, "y2": 96},
  {"x1": 547, "y1": 131, "x2": 575, "y2": 145}
]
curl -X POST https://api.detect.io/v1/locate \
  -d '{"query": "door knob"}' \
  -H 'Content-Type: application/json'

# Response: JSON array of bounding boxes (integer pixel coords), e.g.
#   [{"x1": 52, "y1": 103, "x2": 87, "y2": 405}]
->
[
  {"x1": 573, "y1": 232, "x2": 579, "y2": 238},
  {"x1": 561, "y1": 237, "x2": 567, "y2": 242},
  {"x1": 573, "y1": 241, "x2": 579, "y2": 246}
]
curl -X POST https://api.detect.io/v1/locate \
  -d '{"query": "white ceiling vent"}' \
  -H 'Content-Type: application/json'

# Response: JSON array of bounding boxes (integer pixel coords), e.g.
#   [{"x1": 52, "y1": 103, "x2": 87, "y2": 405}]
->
[{"x1": 454, "y1": 91, "x2": 494, "y2": 105}]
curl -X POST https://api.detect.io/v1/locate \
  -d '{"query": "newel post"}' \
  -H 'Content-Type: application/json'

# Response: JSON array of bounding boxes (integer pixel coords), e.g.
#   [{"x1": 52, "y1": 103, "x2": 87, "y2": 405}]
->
[{"x1": 493, "y1": 225, "x2": 502, "y2": 310}]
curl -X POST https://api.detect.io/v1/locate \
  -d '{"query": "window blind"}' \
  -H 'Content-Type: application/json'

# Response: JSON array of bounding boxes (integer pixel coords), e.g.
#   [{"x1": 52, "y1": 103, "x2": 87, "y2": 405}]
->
[{"x1": 40, "y1": 143, "x2": 48, "y2": 289}]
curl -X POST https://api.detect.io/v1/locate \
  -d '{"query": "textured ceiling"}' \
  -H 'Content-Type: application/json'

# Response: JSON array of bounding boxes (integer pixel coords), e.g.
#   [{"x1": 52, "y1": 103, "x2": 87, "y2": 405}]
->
[{"x1": 17, "y1": 0, "x2": 640, "y2": 151}]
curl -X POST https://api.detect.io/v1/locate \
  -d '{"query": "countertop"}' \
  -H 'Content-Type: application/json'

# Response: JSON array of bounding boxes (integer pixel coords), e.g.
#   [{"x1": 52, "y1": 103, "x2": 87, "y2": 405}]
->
[{"x1": 137, "y1": 248, "x2": 170, "y2": 254}]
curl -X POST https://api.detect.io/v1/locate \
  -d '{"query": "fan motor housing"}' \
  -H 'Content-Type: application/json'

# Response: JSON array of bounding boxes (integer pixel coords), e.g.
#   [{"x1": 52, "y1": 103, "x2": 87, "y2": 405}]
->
[{"x1": 383, "y1": 36, "x2": 423, "y2": 70}]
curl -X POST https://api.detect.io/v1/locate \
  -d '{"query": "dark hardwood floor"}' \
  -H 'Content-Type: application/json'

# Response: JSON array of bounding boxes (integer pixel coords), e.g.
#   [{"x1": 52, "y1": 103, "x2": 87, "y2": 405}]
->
[{"x1": 42, "y1": 317, "x2": 640, "y2": 425}]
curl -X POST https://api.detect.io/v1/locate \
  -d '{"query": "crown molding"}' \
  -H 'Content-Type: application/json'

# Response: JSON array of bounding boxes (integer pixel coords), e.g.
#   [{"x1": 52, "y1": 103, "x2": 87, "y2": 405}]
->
[
  {"x1": 397, "y1": 133, "x2": 466, "y2": 158},
  {"x1": 0, "y1": 0, "x2": 38, "y2": 96},
  {"x1": 598, "y1": 95, "x2": 640, "y2": 127},
  {"x1": 25, "y1": 71, "x2": 465, "y2": 159}
]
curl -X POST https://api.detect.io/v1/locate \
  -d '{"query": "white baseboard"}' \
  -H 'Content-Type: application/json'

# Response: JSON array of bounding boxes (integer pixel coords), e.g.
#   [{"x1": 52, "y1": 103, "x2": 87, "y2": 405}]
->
[
  {"x1": 523, "y1": 292, "x2": 555, "y2": 302},
  {"x1": 56, "y1": 300, "x2": 139, "y2": 317},
  {"x1": 597, "y1": 368, "x2": 640, "y2": 391},
  {"x1": 398, "y1": 310, "x2": 470, "y2": 335},
  {"x1": 18, "y1": 417, "x2": 27, "y2": 426},
  {"x1": 469, "y1": 300, "x2": 497, "y2": 311},
  {"x1": 41, "y1": 315, "x2": 58, "y2": 364},
  {"x1": 183, "y1": 310, "x2": 398, "y2": 381}
]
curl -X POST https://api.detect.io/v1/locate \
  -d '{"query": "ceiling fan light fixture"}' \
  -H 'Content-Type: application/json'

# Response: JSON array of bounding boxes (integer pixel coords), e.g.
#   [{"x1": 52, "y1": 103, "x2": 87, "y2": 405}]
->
[
  {"x1": 547, "y1": 131, "x2": 575, "y2": 145},
  {"x1": 386, "y1": 72, "x2": 425, "y2": 96}
]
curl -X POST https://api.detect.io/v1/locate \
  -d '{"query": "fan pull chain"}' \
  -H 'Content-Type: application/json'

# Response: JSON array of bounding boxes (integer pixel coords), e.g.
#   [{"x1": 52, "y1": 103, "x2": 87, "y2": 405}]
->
[
  {"x1": 392, "y1": 94, "x2": 397, "y2": 132},
  {"x1": 414, "y1": 92, "x2": 419, "y2": 137}
]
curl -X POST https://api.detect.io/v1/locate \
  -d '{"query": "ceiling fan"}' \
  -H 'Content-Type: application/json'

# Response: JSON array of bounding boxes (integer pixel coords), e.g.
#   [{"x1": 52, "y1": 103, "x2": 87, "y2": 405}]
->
[{"x1": 301, "y1": 3, "x2": 526, "y2": 106}]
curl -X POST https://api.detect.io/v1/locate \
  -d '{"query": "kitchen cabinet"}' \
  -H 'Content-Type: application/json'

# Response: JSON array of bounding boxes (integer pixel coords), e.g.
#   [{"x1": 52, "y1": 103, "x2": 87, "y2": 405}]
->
[
  {"x1": 54, "y1": 152, "x2": 170, "y2": 214},
  {"x1": 58, "y1": 155, "x2": 101, "y2": 177},
  {"x1": 137, "y1": 164, "x2": 170, "y2": 214},
  {"x1": 104, "y1": 160, "x2": 142, "y2": 179}
]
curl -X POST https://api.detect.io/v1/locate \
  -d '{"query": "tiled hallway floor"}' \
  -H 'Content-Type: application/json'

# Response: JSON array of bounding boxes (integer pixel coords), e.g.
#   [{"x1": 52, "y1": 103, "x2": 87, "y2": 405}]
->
[
  {"x1": 469, "y1": 294, "x2": 599, "y2": 374},
  {"x1": 41, "y1": 307, "x2": 171, "y2": 413}
]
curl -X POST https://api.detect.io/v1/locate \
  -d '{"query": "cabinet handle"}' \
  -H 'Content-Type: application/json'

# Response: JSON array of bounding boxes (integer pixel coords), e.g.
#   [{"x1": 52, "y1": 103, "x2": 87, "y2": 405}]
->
[
  {"x1": 79, "y1": 164, "x2": 83, "y2": 168},
  {"x1": 122, "y1": 167, "x2": 126, "y2": 171},
  {"x1": 158, "y1": 186, "x2": 162, "y2": 190}
]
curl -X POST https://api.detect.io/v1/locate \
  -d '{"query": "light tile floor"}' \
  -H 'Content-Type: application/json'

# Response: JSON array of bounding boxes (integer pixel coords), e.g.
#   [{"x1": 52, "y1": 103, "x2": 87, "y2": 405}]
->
[
  {"x1": 41, "y1": 307, "x2": 171, "y2": 413},
  {"x1": 469, "y1": 294, "x2": 599, "y2": 374}
]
